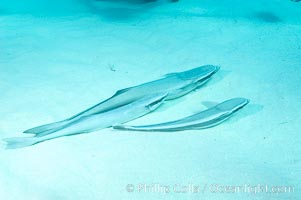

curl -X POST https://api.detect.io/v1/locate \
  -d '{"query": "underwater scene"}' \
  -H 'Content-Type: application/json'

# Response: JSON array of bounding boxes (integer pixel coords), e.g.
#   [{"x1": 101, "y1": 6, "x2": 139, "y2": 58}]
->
[{"x1": 0, "y1": 0, "x2": 300, "y2": 199}]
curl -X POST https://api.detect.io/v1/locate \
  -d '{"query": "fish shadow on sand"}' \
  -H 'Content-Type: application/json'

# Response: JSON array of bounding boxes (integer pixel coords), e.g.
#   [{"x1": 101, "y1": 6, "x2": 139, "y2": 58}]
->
[
  {"x1": 252, "y1": 11, "x2": 282, "y2": 23},
  {"x1": 93, "y1": 7, "x2": 148, "y2": 19},
  {"x1": 83, "y1": 0, "x2": 158, "y2": 20},
  {"x1": 225, "y1": 103, "x2": 263, "y2": 125},
  {"x1": 204, "y1": 69, "x2": 230, "y2": 86}
]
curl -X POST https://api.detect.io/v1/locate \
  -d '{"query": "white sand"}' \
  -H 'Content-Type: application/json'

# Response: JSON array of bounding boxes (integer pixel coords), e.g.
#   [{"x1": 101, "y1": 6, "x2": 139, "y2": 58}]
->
[{"x1": 0, "y1": 0, "x2": 300, "y2": 199}]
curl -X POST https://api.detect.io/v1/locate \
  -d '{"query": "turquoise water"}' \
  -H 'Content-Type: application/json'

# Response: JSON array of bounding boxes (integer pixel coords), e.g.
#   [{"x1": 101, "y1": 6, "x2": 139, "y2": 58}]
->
[{"x1": 0, "y1": 0, "x2": 300, "y2": 199}]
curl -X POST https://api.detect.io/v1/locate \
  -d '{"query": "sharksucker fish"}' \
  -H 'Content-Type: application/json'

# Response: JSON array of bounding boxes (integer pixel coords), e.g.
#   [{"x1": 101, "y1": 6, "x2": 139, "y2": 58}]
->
[
  {"x1": 24, "y1": 65, "x2": 219, "y2": 136},
  {"x1": 3, "y1": 93, "x2": 168, "y2": 149},
  {"x1": 113, "y1": 98, "x2": 249, "y2": 131}
]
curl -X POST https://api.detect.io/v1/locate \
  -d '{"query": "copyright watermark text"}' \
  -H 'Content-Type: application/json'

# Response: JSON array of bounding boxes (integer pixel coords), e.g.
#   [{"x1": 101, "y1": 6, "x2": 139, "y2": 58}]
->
[{"x1": 125, "y1": 183, "x2": 295, "y2": 195}]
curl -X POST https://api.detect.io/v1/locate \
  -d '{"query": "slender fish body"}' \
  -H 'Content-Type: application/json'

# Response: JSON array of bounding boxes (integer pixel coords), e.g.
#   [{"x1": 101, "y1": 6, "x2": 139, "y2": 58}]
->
[
  {"x1": 24, "y1": 65, "x2": 219, "y2": 135},
  {"x1": 113, "y1": 98, "x2": 249, "y2": 131},
  {"x1": 3, "y1": 93, "x2": 168, "y2": 149}
]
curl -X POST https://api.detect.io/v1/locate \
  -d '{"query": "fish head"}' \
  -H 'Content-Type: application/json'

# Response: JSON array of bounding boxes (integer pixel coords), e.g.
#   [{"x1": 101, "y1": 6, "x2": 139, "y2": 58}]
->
[
  {"x1": 217, "y1": 98, "x2": 250, "y2": 115},
  {"x1": 178, "y1": 65, "x2": 220, "y2": 85}
]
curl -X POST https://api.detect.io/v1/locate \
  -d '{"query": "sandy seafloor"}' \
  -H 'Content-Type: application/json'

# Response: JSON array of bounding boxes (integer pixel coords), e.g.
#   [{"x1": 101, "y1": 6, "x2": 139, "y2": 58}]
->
[{"x1": 0, "y1": 0, "x2": 301, "y2": 199}]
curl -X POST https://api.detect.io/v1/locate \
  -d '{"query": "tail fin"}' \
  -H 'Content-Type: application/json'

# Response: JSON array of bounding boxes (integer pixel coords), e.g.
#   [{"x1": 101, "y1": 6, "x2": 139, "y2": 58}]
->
[
  {"x1": 3, "y1": 137, "x2": 40, "y2": 149},
  {"x1": 23, "y1": 120, "x2": 69, "y2": 135}
]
